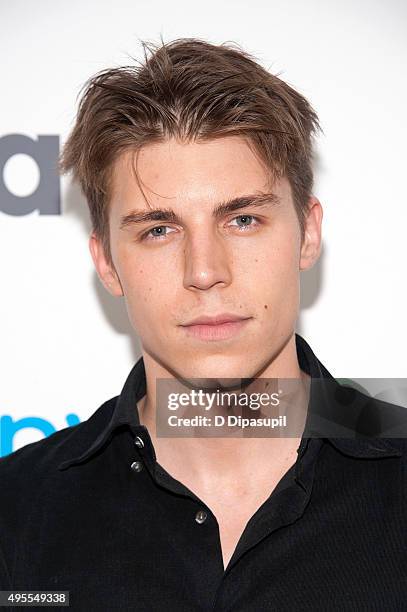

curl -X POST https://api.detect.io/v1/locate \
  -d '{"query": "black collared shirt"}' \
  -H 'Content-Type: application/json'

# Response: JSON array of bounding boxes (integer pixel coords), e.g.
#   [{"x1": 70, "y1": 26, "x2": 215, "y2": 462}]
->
[{"x1": 1, "y1": 334, "x2": 406, "y2": 611}]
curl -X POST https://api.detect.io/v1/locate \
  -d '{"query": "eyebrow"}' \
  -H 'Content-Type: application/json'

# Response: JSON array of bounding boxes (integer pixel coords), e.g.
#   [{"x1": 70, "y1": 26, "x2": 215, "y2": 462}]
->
[{"x1": 119, "y1": 192, "x2": 282, "y2": 230}]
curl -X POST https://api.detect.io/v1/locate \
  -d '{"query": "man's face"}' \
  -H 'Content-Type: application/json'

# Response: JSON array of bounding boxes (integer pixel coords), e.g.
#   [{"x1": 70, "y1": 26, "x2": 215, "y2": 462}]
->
[{"x1": 91, "y1": 136, "x2": 321, "y2": 380}]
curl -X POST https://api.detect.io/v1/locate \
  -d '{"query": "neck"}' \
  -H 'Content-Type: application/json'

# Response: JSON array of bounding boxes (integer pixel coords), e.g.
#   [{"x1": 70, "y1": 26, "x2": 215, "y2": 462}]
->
[{"x1": 136, "y1": 333, "x2": 310, "y2": 491}]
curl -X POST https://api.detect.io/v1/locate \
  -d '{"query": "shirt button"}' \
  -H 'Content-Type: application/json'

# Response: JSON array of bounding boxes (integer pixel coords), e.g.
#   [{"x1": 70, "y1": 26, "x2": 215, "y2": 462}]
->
[
  {"x1": 130, "y1": 461, "x2": 143, "y2": 472},
  {"x1": 195, "y1": 510, "x2": 208, "y2": 524},
  {"x1": 134, "y1": 436, "x2": 145, "y2": 449}
]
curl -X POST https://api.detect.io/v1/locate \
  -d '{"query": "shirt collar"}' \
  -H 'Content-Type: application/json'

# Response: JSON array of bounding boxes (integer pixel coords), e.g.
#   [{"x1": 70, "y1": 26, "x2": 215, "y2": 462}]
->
[{"x1": 58, "y1": 333, "x2": 402, "y2": 470}]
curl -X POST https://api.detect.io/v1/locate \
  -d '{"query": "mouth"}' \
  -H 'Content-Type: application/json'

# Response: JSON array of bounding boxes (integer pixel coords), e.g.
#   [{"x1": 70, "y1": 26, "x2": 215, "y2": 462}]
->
[{"x1": 180, "y1": 316, "x2": 252, "y2": 341}]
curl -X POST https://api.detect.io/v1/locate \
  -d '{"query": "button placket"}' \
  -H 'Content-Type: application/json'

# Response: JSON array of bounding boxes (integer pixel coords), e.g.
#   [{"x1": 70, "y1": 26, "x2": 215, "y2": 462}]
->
[{"x1": 130, "y1": 434, "x2": 146, "y2": 473}]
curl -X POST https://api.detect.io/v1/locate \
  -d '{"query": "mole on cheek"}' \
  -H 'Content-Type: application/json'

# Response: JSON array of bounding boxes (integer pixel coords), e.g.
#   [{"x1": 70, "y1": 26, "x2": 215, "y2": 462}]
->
[{"x1": 264, "y1": 304, "x2": 268, "y2": 309}]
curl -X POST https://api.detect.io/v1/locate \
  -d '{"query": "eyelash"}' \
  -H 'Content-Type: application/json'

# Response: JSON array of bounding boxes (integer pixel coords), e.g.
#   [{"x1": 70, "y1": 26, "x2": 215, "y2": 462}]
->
[{"x1": 139, "y1": 215, "x2": 262, "y2": 242}]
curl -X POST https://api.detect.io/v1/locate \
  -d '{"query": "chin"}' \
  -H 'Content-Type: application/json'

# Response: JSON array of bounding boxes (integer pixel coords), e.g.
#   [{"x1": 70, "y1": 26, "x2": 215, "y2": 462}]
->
[{"x1": 178, "y1": 355, "x2": 257, "y2": 384}]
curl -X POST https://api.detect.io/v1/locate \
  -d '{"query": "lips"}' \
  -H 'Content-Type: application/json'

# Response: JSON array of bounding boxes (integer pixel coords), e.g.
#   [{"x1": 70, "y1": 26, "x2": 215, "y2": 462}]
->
[
  {"x1": 180, "y1": 314, "x2": 252, "y2": 341},
  {"x1": 182, "y1": 313, "x2": 250, "y2": 326}
]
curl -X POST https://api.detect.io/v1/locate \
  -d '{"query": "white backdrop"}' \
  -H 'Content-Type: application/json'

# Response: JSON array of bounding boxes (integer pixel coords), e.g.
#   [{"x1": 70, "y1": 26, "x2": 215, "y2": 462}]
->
[{"x1": 1, "y1": 0, "x2": 406, "y2": 455}]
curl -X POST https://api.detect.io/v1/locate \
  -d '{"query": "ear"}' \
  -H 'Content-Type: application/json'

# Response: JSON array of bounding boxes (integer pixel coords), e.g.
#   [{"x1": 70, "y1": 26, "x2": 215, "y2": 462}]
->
[
  {"x1": 88, "y1": 232, "x2": 124, "y2": 297},
  {"x1": 299, "y1": 196, "x2": 323, "y2": 271}
]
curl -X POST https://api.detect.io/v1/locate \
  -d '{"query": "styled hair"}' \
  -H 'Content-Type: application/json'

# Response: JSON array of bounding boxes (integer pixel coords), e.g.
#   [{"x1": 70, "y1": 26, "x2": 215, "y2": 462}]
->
[{"x1": 59, "y1": 37, "x2": 322, "y2": 267}]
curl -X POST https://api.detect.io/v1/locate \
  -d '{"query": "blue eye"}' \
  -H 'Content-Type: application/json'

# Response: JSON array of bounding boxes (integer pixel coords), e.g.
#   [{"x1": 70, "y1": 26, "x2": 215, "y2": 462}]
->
[
  {"x1": 230, "y1": 215, "x2": 259, "y2": 229},
  {"x1": 143, "y1": 226, "x2": 175, "y2": 241},
  {"x1": 150, "y1": 226, "x2": 166, "y2": 237}
]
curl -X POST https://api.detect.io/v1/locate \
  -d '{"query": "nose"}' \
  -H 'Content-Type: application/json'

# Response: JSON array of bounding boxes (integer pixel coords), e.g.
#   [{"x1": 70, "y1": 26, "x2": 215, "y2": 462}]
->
[{"x1": 182, "y1": 229, "x2": 232, "y2": 291}]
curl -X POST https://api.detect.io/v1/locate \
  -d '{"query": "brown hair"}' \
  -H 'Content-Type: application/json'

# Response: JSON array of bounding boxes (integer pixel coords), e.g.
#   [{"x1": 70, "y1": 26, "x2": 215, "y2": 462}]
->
[{"x1": 59, "y1": 37, "x2": 322, "y2": 267}]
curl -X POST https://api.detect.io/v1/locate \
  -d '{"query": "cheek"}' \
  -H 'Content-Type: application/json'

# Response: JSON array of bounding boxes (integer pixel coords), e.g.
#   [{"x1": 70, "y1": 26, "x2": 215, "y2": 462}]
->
[
  {"x1": 121, "y1": 266, "x2": 176, "y2": 329},
  {"x1": 272, "y1": 242, "x2": 300, "y2": 281},
  {"x1": 247, "y1": 232, "x2": 301, "y2": 317},
  {"x1": 244, "y1": 231, "x2": 300, "y2": 284}
]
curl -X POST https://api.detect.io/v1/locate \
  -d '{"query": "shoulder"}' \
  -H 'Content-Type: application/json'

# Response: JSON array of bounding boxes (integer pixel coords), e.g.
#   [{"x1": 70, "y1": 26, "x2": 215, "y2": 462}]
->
[
  {"x1": 0, "y1": 396, "x2": 119, "y2": 588},
  {"x1": 357, "y1": 391, "x2": 407, "y2": 440},
  {"x1": 324, "y1": 378, "x2": 407, "y2": 441},
  {"x1": 0, "y1": 395, "x2": 118, "y2": 486}
]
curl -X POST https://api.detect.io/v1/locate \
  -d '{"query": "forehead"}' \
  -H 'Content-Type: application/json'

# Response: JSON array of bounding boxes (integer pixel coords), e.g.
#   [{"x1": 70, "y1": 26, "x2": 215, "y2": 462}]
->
[{"x1": 109, "y1": 136, "x2": 289, "y2": 217}]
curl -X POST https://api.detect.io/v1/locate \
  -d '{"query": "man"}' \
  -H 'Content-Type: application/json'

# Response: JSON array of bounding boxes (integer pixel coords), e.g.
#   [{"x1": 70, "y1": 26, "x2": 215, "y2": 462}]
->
[{"x1": 1, "y1": 38, "x2": 406, "y2": 611}]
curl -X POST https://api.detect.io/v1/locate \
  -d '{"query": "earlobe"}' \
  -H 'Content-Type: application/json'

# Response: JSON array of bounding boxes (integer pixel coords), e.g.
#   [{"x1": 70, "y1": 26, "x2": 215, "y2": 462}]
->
[{"x1": 299, "y1": 238, "x2": 318, "y2": 271}]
